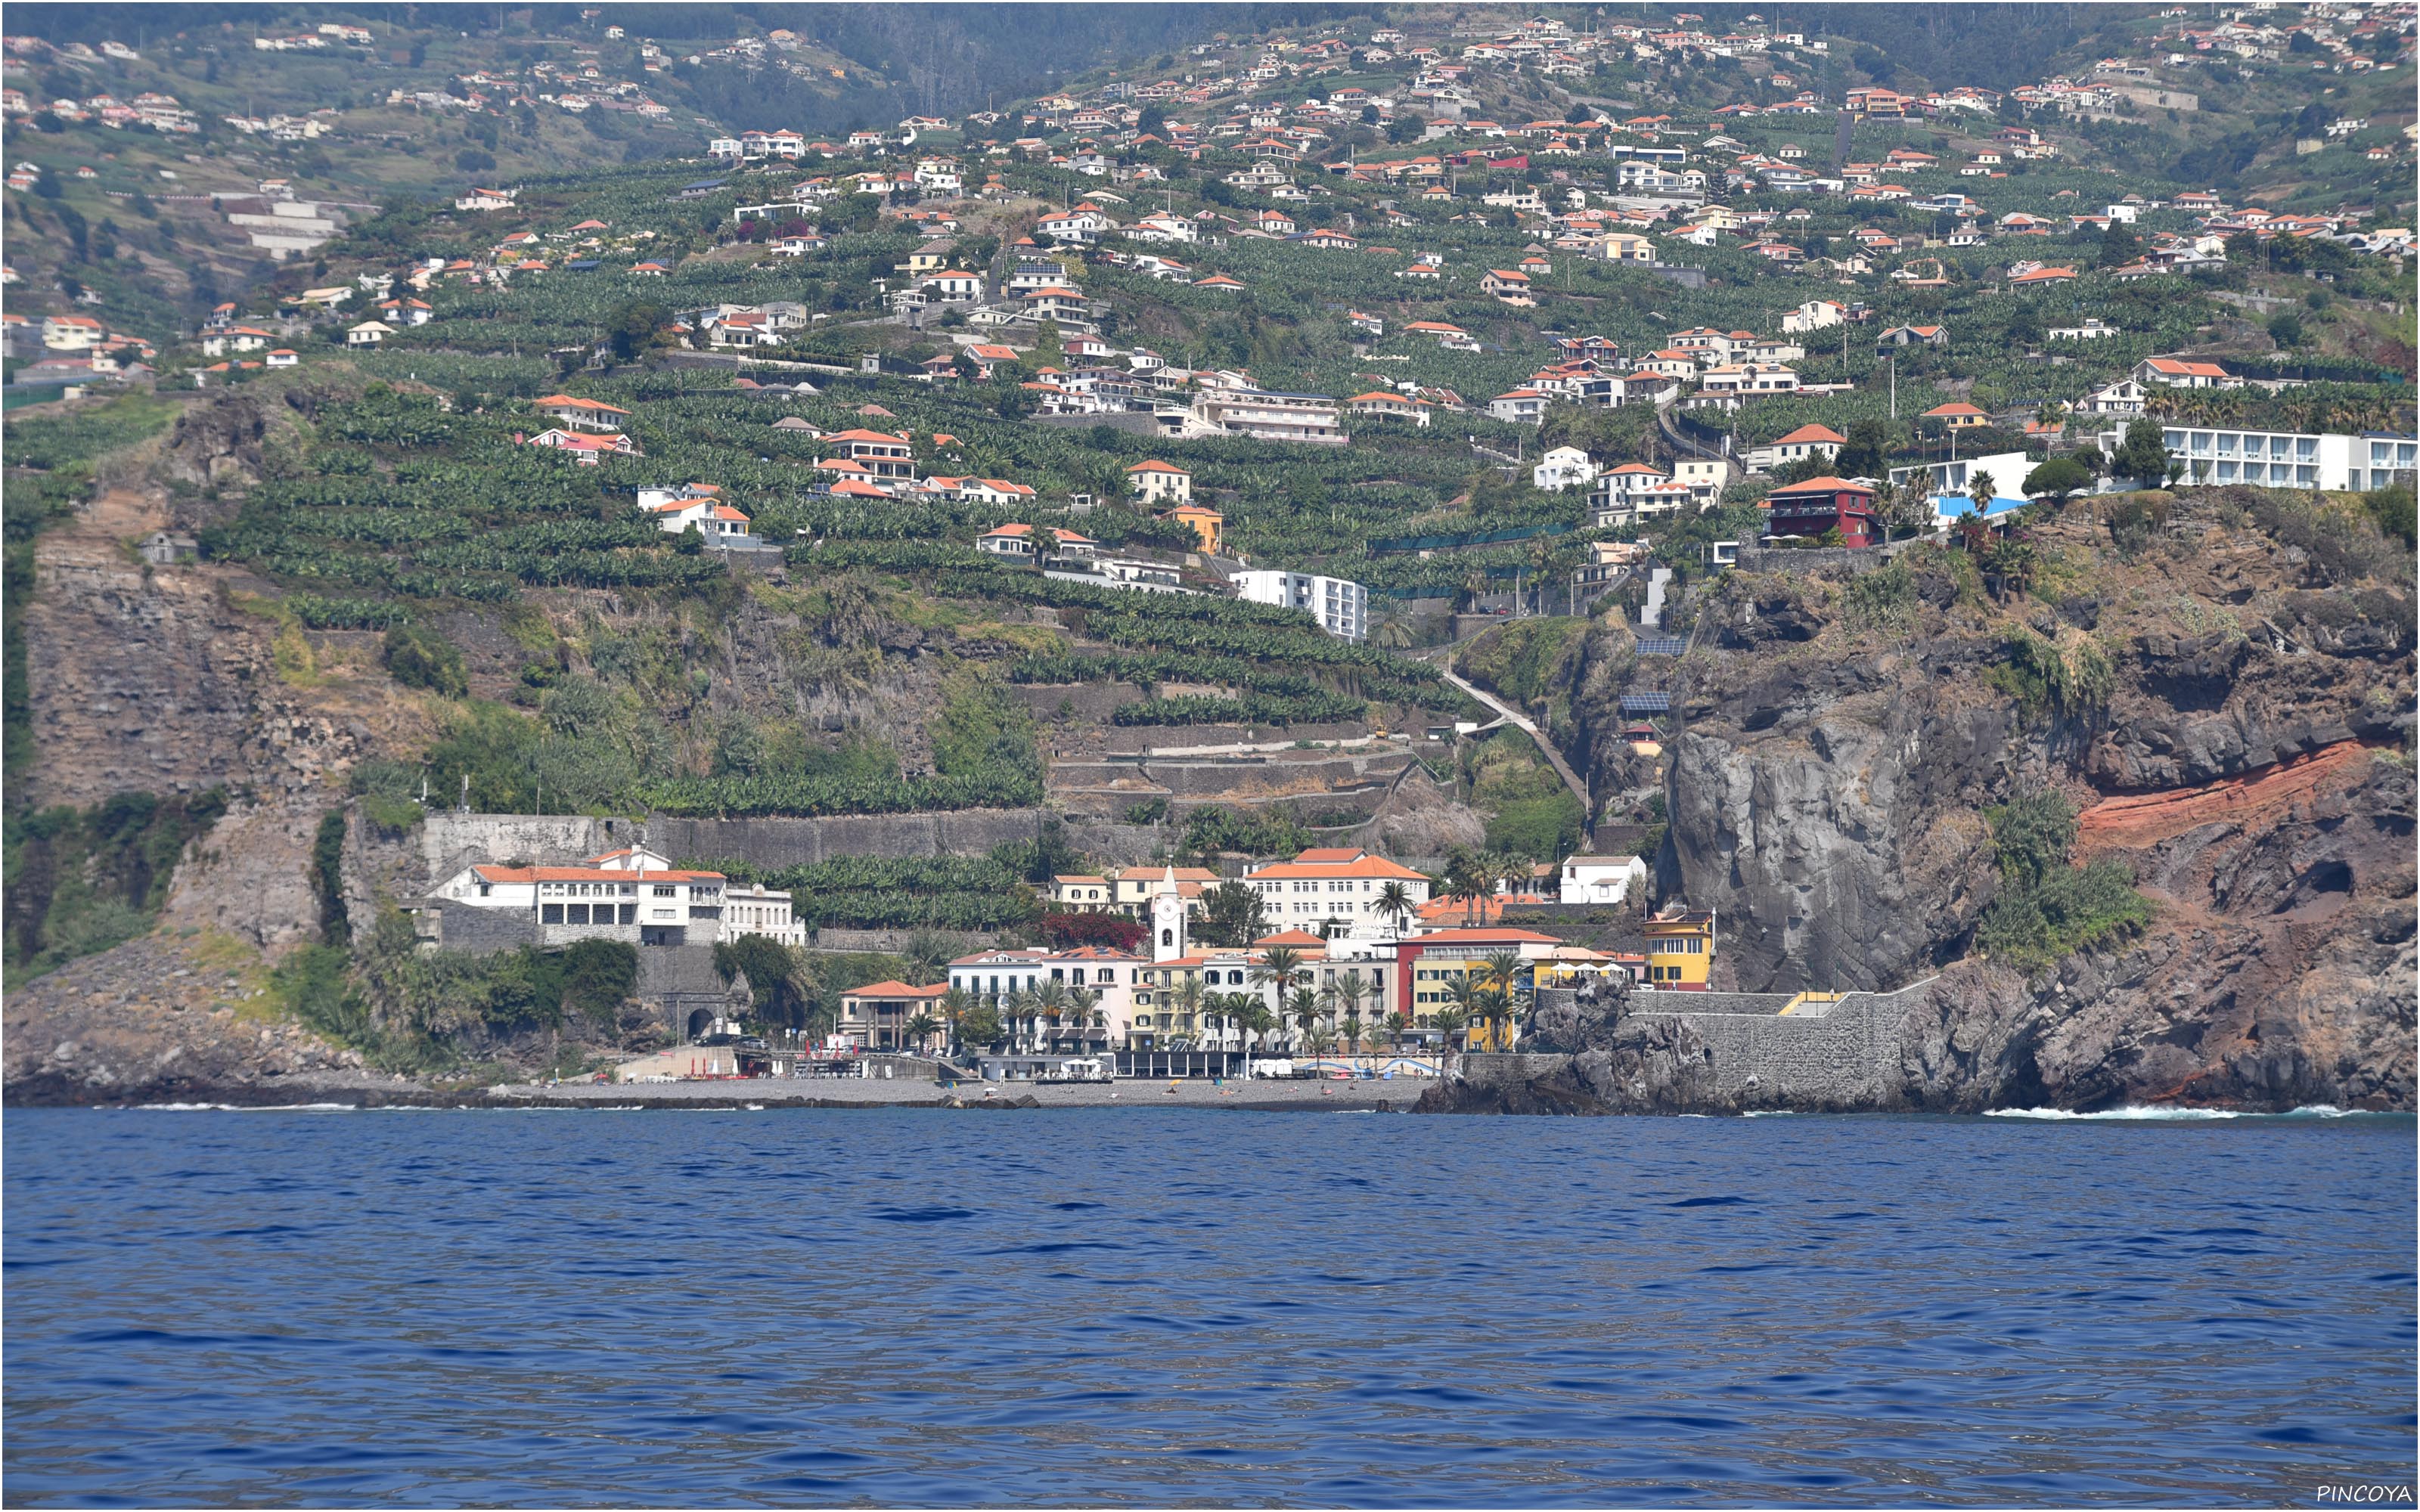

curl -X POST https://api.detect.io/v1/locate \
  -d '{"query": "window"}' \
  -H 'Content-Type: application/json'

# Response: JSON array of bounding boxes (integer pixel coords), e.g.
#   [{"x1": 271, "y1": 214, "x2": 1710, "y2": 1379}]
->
[
  {"x1": 566, "y1": 904, "x2": 589, "y2": 925},
  {"x1": 477, "y1": 883, "x2": 491, "y2": 897},
  {"x1": 542, "y1": 904, "x2": 563, "y2": 924}
]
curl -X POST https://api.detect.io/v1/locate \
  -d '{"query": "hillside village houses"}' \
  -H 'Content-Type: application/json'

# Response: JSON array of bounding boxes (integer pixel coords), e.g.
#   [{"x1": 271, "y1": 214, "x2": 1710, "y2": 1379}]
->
[{"x1": 745, "y1": 841, "x2": 1672, "y2": 1056}]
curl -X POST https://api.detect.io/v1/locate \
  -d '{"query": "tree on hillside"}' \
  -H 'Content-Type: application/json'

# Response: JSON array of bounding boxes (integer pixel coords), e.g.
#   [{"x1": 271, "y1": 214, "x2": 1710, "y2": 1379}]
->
[
  {"x1": 2023, "y1": 456, "x2": 2095, "y2": 504},
  {"x1": 2108, "y1": 416, "x2": 2171, "y2": 485},
  {"x1": 1833, "y1": 416, "x2": 1892, "y2": 479},
  {"x1": 1195, "y1": 880, "x2": 1267, "y2": 948}
]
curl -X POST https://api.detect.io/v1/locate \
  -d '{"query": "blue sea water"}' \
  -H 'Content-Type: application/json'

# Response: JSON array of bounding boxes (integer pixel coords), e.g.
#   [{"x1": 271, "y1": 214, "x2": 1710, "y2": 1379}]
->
[{"x1": 3, "y1": 1107, "x2": 2412, "y2": 1507}]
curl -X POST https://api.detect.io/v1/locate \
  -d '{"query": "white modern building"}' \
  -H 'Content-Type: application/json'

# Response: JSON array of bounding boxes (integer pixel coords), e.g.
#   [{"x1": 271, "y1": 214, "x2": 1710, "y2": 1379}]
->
[
  {"x1": 1532, "y1": 445, "x2": 1601, "y2": 492},
  {"x1": 1162, "y1": 388, "x2": 1345, "y2": 445},
  {"x1": 1232, "y1": 569, "x2": 1368, "y2": 641},
  {"x1": 2091, "y1": 427, "x2": 2416, "y2": 493},
  {"x1": 1559, "y1": 854, "x2": 1649, "y2": 906},
  {"x1": 1888, "y1": 450, "x2": 2034, "y2": 501}
]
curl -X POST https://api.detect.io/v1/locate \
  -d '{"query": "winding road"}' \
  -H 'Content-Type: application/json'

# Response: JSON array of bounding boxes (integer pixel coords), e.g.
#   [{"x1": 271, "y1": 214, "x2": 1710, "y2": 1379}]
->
[{"x1": 1436, "y1": 665, "x2": 1595, "y2": 824}]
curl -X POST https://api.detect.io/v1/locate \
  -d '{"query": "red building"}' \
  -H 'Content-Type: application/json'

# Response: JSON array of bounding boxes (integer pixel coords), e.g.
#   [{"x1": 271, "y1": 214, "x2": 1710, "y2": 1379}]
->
[{"x1": 1763, "y1": 476, "x2": 1879, "y2": 547}]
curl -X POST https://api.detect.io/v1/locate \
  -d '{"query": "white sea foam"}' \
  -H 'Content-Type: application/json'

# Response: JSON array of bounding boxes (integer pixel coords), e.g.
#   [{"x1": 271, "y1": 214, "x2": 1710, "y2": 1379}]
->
[
  {"x1": 130, "y1": 1101, "x2": 357, "y2": 1112},
  {"x1": 1986, "y1": 1104, "x2": 2369, "y2": 1121}
]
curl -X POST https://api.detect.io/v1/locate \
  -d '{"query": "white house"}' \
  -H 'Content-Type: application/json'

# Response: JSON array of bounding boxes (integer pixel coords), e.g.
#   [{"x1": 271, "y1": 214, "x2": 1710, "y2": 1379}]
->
[
  {"x1": 1740, "y1": 423, "x2": 1846, "y2": 473},
  {"x1": 1245, "y1": 847, "x2": 1431, "y2": 934},
  {"x1": 1232, "y1": 569, "x2": 1367, "y2": 642},
  {"x1": 722, "y1": 882, "x2": 805, "y2": 947},
  {"x1": 2134, "y1": 356, "x2": 2241, "y2": 390},
  {"x1": 1532, "y1": 445, "x2": 1600, "y2": 491},
  {"x1": 1488, "y1": 387, "x2": 1549, "y2": 424},
  {"x1": 432, "y1": 845, "x2": 728, "y2": 948},
  {"x1": 345, "y1": 320, "x2": 393, "y2": 347},
  {"x1": 1559, "y1": 854, "x2": 1648, "y2": 906},
  {"x1": 2080, "y1": 377, "x2": 2147, "y2": 416}
]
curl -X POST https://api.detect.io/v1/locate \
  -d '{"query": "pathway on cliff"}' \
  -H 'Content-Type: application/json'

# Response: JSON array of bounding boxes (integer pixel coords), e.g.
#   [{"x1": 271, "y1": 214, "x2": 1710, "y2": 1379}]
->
[{"x1": 1435, "y1": 665, "x2": 1594, "y2": 824}]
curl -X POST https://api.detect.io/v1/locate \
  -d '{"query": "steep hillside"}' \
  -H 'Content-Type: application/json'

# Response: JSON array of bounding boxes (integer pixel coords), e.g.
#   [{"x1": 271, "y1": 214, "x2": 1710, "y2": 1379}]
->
[{"x1": 1553, "y1": 488, "x2": 2415, "y2": 1110}]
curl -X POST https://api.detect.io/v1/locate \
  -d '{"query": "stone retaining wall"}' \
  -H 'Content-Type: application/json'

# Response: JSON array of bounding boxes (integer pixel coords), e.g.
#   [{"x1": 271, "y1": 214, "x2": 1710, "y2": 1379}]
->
[
  {"x1": 813, "y1": 927, "x2": 995, "y2": 955},
  {"x1": 1634, "y1": 978, "x2": 1938, "y2": 1107},
  {"x1": 1464, "y1": 978, "x2": 1939, "y2": 1110},
  {"x1": 1736, "y1": 546, "x2": 1893, "y2": 576}
]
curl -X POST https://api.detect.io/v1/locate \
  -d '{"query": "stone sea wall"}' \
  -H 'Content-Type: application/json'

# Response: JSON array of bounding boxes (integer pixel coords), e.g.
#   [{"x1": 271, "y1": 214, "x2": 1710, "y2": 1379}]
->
[{"x1": 1460, "y1": 980, "x2": 1939, "y2": 1113}]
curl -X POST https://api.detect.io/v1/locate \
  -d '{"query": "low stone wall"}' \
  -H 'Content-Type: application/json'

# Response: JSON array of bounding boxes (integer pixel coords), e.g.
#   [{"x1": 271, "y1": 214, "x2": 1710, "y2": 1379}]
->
[
  {"x1": 1630, "y1": 989, "x2": 1798, "y2": 1015},
  {"x1": 420, "y1": 899, "x2": 541, "y2": 956},
  {"x1": 645, "y1": 809, "x2": 1063, "y2": 867},
  {"x1": 417, "y1": 812, "x2": 634, "y2": 888},
  {"x1": 813, "y1": 927, "x2": 994, "y2": 955},
  {"x1": 383, "y1": 809, "x2": 1176, "y2": 894},
  {"x1": 1104, "y1": 723, "x2": 1374, "y2": 755},
  {"x1": 1736, "y1": 546, "x2": 1893, "y2": 576},
  {"x1": 1016, "y1": 681, "x2": 1147, "y2": 723}
]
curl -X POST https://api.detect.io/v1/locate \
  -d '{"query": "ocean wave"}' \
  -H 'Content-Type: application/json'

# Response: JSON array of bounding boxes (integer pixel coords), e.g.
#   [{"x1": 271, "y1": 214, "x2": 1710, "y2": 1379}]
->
[
  {"x1": 1985, "y1": 1104, "x2": 2366, "y2": 1121},
  {"x1": 131, "y1": 1102, "x2": 356, "y2": 1112}
]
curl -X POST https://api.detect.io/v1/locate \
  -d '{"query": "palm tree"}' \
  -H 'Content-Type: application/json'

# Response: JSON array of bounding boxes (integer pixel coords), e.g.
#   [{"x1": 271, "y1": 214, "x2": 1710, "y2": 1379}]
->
[
  {"x1": 1250, "y1": 944, "x2": 1305, "y2": 1007},
  {"x1": 1173, "y1": 974, "x2": 1205, "y2": 1048},
  {"x1": 1333, "y1": 968, "x2": 1368, "y2": 1035},
  {"x1": 1376, "y1": 879, "x2": 1416, "y2": 938},
  {"x1": 1430, "y1": 1005, "x2": 1469, "y2": 1053},
  {"x1": 903, "y1": 1012, "x2": 940, "y2": 1056},
  {"x1": 1443, "y1": 975, "x2": 1484, "y2": 1050},
  {"x1": 1287, "y1": 986, "x2": 1323, "y2": 1052},
  {"x1": 1454, "y1": 854, "x2": 1496, "y2": 925},
  {"x1": 1034, "y1": 978, "x2": 1070, "y2": 1051},
  {"x1": 901, "y1": 930, "x2": 951, "y2": 987},
  {"x1": 1480, "y1": 950, "x2": 1526, "y2": 1050},
  {"x1": 1069, "y1": 984, "x2": 1102, "y2": 1051},
  {"x1": 1007, "y1": 987, "x2": 1039, "y2": 1053},
  {"x1": 1373, "y1": 612, "x2": 1416, "y2": 651},
  {"x1": 939, "y1": 985, "x2": 974, "y2": 1057},
  {"x1": 1341, "y1": 1011, "x2": 1365, "y2": 1053},
  {"x1": 1239, "y1": 999, "x2": 1278, "y2": 1060}
]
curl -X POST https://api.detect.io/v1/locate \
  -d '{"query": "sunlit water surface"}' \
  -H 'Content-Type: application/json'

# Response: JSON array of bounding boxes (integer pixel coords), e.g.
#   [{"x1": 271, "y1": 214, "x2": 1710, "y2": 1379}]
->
[{"x1": 5, "y1": 1106, "x2": 2412, "y2": 1506}]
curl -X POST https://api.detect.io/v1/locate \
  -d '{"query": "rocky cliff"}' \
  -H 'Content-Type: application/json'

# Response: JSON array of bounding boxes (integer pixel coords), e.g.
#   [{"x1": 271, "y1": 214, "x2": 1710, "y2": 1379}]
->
[{"x1": 1541, "y1": 490, "x2": 2418, "y2": 1112}]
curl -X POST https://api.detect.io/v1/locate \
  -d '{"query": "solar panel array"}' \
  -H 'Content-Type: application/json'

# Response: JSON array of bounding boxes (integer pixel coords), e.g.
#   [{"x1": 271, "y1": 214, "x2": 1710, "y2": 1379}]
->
[
  {"x1": 1620, "y1": 692, "x2": 1674, "y2": 714},
  {"x1": 1634, "y1": 637, "x2": 1689, "y2": 656}
]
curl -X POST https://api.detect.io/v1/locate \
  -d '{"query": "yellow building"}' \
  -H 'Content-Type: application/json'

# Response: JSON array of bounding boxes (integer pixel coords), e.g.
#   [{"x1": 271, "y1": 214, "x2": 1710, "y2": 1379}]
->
[
  {"x1": 1162, "y1": 503, "x2": 1224, "y2": 553},
  {"x1": 1643, "y1": 907, "x2": 1716, "y2": 987}
]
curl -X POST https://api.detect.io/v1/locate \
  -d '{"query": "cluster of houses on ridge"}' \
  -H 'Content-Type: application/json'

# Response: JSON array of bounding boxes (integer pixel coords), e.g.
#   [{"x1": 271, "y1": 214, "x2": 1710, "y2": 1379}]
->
[{"x1": 576, "y1": 432, "x2": 1373, "y2": 637}]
